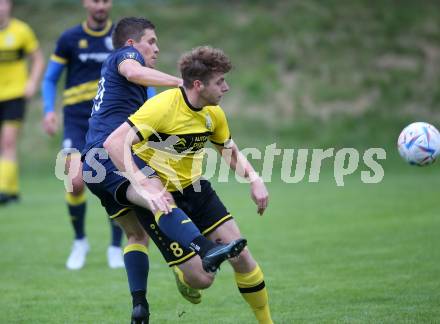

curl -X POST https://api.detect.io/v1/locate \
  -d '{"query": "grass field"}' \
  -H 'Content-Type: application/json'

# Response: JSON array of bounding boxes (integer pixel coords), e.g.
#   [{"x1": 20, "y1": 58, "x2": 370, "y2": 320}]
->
[
  {"x1": 1, "y1": 164, "x2": 440, "y2": 323},
  {"x1": 2, "y1": 1, "x2": 440, "y2": 323}
]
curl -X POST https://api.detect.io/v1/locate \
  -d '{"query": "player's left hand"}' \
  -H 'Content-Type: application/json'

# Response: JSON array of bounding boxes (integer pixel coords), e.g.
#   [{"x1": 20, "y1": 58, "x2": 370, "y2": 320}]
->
[
  {"x1": 24, "y1": 80, "x2": 38, "y2": 99},
  {"x1": 250, "y1": 177, "x2": 269, "y2": 215},
  {"x1": 43, "y1": 112, "x2": 59, "y2": 136}
]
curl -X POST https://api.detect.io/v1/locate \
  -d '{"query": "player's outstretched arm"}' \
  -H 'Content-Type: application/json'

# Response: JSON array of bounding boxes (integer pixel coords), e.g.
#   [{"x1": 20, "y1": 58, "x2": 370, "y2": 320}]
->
[
  {"x1": 119, "y1": 59, "x2": 182, "y2": 87},
  {"x1": 215, "y1": 142, "x2": 269, "y2": 215},
  {"x1": 104, "y1": 122, "x2": 148, "y2": 184},
  {"x1": 103, "y1": 122, "x2": 171, "y2": 214}
]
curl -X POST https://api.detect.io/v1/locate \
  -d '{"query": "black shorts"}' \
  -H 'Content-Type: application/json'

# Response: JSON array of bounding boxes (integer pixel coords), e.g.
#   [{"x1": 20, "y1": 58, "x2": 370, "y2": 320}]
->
[
  {"x1": 140, "y1": 179, "x2": 233, "y2": 267},
  {"x1": 0, "y1": 98, "x2": 26, "y2": 124},
  {"x1": 171, "y1": 179, "x2": 232, "y2": 236}
]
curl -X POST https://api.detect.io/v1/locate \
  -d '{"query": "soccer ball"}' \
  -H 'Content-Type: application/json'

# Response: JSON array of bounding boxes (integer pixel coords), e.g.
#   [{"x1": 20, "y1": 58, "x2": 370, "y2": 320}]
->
[{"x1": 397, "y1": 122, "x2": 440, "y2": 166}]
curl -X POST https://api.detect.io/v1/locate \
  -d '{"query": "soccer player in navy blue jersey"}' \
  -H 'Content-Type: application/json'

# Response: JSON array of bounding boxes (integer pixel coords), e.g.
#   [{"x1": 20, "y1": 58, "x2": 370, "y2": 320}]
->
[
  {"x1": 82, "y1": 17, "x2": 247, "y2": 323},
  {"x1": 41, "y1": 0, "x2": 126, "y2": 270}
]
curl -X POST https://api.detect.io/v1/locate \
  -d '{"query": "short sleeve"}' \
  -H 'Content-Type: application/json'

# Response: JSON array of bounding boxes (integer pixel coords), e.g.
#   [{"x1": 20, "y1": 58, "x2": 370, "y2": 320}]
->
[
  {"x1": 209, "y1": 107, "x2": 231, "y2": 146},
  {"x1": 52, "y1": 32, "x2": 71, "y2": 64},
  {"x1": 21, "y1": 23, "x2": 39, "y2": 54},
  {"x1": 116, "y1": 48, "x2": 145, "y2": 68}
]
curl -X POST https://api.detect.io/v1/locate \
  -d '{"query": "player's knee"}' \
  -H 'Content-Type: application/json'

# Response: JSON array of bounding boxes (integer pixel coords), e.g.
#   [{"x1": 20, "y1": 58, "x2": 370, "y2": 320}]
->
[
  {"x1": 228, "y1": 247, "x2": 253, "y2": 268},
  {"x1": 0, "y1": 134, "x2": 17, "y2": 154},
  {"x1": 125, "y1": 228, "x2": 148, "y2": 245},
  {"x1": 184, "y1": 270, "x2": 214, "y2": 289},
  {"x1": 70, "y1": 176, "x2": 85, "y2": 195}
]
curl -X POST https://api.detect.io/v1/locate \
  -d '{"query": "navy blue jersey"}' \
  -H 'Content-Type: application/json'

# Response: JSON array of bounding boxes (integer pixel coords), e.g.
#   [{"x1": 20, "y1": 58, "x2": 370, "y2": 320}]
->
[
  {"x1": 83, "y1": 46, "x2": 149, "y2": 154},
  {"x1": 51, "y1": 21, "x2": 114, "y2": 110}
]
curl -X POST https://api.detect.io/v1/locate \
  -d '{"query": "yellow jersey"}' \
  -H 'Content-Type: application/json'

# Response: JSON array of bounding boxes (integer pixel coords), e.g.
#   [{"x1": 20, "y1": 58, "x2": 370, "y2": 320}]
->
[
  {"x1": 128, "y1": 87, "x2": 231, "y2": 192},
  {"x1": 0, "y1": 18, "x2": 39, "y2": 101}
]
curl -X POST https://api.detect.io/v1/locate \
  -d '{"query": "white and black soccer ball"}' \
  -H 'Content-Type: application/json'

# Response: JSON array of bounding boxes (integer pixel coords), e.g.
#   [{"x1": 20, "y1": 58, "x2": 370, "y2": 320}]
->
[{"x1": 397, "y1": 122, "x2": 440, "y2": 166}]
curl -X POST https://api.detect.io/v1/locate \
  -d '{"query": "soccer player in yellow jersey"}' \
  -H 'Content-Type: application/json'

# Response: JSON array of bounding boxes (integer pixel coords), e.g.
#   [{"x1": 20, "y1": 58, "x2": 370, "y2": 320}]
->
[
  {"x1": 0, "y1": 0, "x2": 44, "y2": 205},
  {"x1": 105, "y1": 46, "x2": 273, "y2": 324}
]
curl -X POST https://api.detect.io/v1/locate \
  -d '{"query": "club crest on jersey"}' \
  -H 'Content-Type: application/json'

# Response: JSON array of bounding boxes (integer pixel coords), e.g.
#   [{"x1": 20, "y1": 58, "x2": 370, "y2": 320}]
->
[
  {"x1": 104, "y1": 36, "x2": 113, "y2": 50},
  {"x1": 78, "y1": 39, "x2": 88, "y2": 48},
  {"x1": 4, "y1": 34, "x2": 15, "y2": 46},
  {"x1": 205, "y1": 113, "x2": 212, "y2": 131}
]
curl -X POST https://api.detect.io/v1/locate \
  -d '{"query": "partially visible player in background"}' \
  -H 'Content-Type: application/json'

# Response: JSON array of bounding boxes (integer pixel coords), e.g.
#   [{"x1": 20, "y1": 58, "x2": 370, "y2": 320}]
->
[
  {"x1": 0, "y1": 0, "x2": 44, "y2": 205},
  {"x1": 41, "y1": 0, "x2": 128, "y2": 270}
]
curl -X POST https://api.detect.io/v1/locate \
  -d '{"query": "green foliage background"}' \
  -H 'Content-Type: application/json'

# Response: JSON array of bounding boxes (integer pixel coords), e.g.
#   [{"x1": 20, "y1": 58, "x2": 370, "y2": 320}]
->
[{"x1": 12, "y1": 0, "x2": 440, "y2": 170}]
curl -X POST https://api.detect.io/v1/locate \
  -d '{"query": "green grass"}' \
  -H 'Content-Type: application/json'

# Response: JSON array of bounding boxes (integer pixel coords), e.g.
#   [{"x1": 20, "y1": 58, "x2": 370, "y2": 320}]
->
[
  {"x1": 3, "y1": 1, "x2": 440, "y2": 322},
  {"x1": 1, "y1": 165, "x2": 440, "y2": 323}
]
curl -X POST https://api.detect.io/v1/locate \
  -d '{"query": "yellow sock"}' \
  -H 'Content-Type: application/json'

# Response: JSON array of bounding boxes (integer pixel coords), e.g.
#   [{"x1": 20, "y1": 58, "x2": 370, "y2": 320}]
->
[
  {"x1": 235, "y1": 265, "x2": 273, "y2": 324},
  {"x1": 65, "y1": 191, "x2": 87, "y2": 206},
  {"x1": 0, "y1": 159, "x2": 19, "y2": 194}
]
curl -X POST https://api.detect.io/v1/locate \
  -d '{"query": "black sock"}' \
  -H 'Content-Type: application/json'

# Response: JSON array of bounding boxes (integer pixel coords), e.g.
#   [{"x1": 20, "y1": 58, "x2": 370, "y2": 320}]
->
[
  {"x1": 131, "y1": 290, "x2": 147, "y2": 307},
  {"x1": 190, "y1": 235, "x2": 216, "y2": 258}
]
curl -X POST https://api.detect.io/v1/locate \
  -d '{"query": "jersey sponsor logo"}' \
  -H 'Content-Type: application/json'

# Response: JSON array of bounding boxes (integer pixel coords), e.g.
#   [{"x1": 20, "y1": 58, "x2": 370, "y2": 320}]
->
[
  {"x1": 0, "y1": 49, "x2": 25, "y2": 62},
  {"x1": 78, "y1": 39, "x2": 88, "y2": 48},
  {"x1": 174, "y1": 137, "x2": 187, "y2": 150},
  {"x1": 123, "y1": 52, "x2": 138, "y2": 60},
  {"x1": 78, "y1": 52, "x2": 110, "y2": 63},
  {"x1": 149, "y1": 132, "x2": 212, "y2": 154},
  {"x1": 104, "y1": 36, "x2": 113, "y2": 51}
]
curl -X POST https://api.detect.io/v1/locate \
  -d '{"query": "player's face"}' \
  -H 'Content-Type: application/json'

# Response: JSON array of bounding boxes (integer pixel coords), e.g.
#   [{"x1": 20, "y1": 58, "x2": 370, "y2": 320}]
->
[
  {"x1": 133, "y1": 29, "x2": 159, "y2": 68},
  {"x1": 199, "y1": 73, "x2": 229, "y2": 106},
  {"x1": 0, "y1": 0, "x2": 12, "y2": 24},
  {"x1": 83, "y1": 0, "x2": 112, "y2": 24}
]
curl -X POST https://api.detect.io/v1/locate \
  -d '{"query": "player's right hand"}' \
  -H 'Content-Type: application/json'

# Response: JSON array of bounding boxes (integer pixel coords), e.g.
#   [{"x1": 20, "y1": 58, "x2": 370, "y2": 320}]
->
[
  {"x1": 136, "y1": 177, "x2": 172, "y2": 215},
  {"x1": 43, "y1": 112, "x2": 58, "y2": 136},
  {"x1": 145, "y1": 190, "x2": 172, "y2": 215}
]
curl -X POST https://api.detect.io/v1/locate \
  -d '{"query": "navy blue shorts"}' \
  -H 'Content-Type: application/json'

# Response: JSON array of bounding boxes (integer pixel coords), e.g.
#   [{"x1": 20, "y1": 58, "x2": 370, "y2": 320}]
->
[
  {"x1": 0, "y1": 97, "x2": 25, "y2": 123},
  {"x1": 83, "y1": 148, "x2": 156, "y2": 218},
  {"x1": 62, "y1": 103, "x2": 92, "y2": 154}
]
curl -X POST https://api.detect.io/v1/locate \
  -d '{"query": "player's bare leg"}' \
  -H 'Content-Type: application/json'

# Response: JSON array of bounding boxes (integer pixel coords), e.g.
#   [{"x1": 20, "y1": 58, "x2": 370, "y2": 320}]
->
[
  {"x1": 64, "y1": 154, "x2": 89, "y2": 270},
  {"x1": 172, "y1": 256, "x2": 215, "y2": 304},
  {"x1": 65, "y1": 154, "x2": 123, "y2": 269}
]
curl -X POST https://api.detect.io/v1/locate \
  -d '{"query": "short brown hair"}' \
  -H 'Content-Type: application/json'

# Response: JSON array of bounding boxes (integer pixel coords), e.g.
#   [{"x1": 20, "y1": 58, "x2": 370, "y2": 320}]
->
[
  {"x1": 178, "y1": 46, "x2": 232, "y2": 88},
  {"x1": 112, "y1": 17, "x2": 155, "y2": 49}
]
